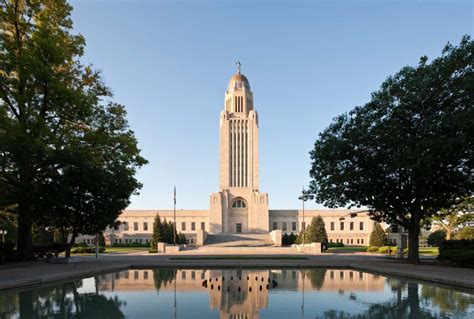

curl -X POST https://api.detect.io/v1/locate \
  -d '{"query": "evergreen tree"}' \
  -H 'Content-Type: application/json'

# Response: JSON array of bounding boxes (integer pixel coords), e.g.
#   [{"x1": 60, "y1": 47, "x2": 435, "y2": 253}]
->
[
  {"x1": 304, "y1": 216, "x2": 328, "y2": 248},
  {"x1": 427, "y1": 230, "x2": 446, "y2": 247},
  {"x1": 151, "y1": 214, "x2": 164, "y2": 248},
  {"x1": 369, "y1": 223, "x2": 387, "y2": 247}
]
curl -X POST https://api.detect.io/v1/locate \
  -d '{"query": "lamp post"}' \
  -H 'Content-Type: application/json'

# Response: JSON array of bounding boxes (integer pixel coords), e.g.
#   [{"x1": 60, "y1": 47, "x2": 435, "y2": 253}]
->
[{"x1": 298, "y1": 187, "x2": 308, "y2": 246}]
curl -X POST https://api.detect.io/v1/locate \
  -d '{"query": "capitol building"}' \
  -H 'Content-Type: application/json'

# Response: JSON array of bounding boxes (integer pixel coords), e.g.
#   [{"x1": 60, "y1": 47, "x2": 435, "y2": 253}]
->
[{"x1": 89, "y1": 68, "x2": 377, "y2": 247}]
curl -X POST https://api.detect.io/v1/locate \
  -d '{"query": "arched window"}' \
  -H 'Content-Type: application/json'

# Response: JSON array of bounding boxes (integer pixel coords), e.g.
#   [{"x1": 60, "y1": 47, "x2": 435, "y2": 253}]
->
[{"x1": 232, "y1": 199, "x2": 247, "y2": 208}]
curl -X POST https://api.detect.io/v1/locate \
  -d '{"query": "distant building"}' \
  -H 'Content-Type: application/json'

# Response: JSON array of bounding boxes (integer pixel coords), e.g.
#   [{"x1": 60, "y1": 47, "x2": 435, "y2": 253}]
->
[{"x1": 78, "y1": 67, "x2": 376, "y2": 246}]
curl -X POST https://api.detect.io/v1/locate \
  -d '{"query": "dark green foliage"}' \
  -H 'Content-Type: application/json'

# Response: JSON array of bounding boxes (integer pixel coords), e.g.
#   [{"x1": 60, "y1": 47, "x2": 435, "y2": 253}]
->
[
  {"x1": 437, "y1": 250, "x2": 474, "y2": 268},
  {"x1": 439, "y1": 239, "x2": 474, "y2": 251},
  {"x1": 438, "y1": 239, "x2": 474, "y2": 267},
  {"x1": 32, "y1": 243, "x2": 65, "y2": 259},
  {"x1": 307, "y1": 36, "x2": 474, "y2": 263},
  {"x1": 177, "y1": 232, "x2": 187, "y2": 245},
  {"x1": 151, "y1": 215, "x2": 180, "y2": 246},
  {"x1": 456, "y1": 227, "x2": 474, "y2": 240},
  {"x1": 0, "y1": 0, "x2": 146, "y2": 260},
  {"x1": 282, "y1": 233, "x2": 298, "y2": 245},
  {"x1": 369, "y1": 223, "x2": 387, "y2": 247},
  {"x1": 427, "y1": 230, "x2": 446, "y2": 247},
  {"x1": 302, "y1": 216, "x2": 328, "y2": 249},
  {"x1": 71, "y1": 246, "x2": 105, "y2": 254}
]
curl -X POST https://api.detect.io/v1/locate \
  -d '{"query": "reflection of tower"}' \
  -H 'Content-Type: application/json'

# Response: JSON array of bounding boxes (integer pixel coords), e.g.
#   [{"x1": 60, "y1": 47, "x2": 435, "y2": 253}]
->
[
  {"x1": 209, "y1": 65, "x2": 269, "y2": 234},
  {"x1": 208, "y1": 269, "x2": 270, "y2": 319}
]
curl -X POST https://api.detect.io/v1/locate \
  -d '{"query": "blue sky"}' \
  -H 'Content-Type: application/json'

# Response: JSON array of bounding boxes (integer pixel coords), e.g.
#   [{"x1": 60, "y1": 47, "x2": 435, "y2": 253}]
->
[{"x1": 70, "y1": 0, "x2": 472, "y2": 210}]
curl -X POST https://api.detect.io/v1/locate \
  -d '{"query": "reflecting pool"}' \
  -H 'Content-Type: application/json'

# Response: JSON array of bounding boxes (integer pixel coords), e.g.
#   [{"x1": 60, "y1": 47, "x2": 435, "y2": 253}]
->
[{"x1": 0, "y1": 268, "x2": 473, "y2": 318}]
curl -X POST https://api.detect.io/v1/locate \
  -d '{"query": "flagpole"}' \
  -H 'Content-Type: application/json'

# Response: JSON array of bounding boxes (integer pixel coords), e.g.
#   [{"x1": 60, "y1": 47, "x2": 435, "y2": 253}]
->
[{"x1": 173, "y1": 186, "x2": 177, "y2": 245}]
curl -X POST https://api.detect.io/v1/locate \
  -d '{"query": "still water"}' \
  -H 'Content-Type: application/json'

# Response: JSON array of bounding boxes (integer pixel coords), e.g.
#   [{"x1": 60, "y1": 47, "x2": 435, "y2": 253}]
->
[{"x1": 0, "y1": 268, "x2": 473, "y2": 318}]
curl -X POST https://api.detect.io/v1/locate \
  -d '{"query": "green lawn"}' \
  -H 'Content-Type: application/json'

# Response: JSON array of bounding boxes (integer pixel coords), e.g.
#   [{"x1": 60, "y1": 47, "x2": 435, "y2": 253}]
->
[
  {"x1": 419, "y1": 247, "x2": 439, "y2": 255},
  {"x1": 170, "y1": 256, "x2": 309, "y2": 260},
  {"x1": 104, "y1": 246, "x2": 149, "y2": 253},
  {"x1": 326, "y1": 246, "x2": 368, "y2": 253}
]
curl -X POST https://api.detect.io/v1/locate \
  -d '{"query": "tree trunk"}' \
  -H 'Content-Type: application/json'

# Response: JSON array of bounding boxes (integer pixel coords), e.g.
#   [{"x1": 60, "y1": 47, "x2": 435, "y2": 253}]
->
[
  {"x1": 65, "y1": 233, "x2": 77, "y2": 259},
  {"x1": 407, "y1": 213, "x2": 421, "y2": 263},
  {"x1": 446, "y1": 228, "x2": 452, "y2": 240},
  {"x1": 16, "y1": 213, "x2": 33, "y2": 261}
]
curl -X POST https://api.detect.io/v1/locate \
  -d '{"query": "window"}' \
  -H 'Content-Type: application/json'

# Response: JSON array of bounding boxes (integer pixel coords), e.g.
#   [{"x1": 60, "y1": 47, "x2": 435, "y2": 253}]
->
[
  {"x1": 350, "y1": 239, "x2": 353, "y2": 244},
  {"x1": 350, "y1": 222, "x2": 354, "y2": 231},
  {"x1": 347, "y1": 238, "x2": 349, "y2": 244},
  {"x1": 134, "y1": 271, "x2": 139, "y2": 280},
  {"x1": 201, "y1": 222, "x2": 205, "y2": 230},
  {"x1": 330, "y1": 222, "x2": 335, "y2": 231},
  {"x1": 282, "y1": 222, "x2": 287, "y2": 231},
  {"x1": 232, "y1": 199, "x2": 247, "y2": 208},
  {"x1": 292, "y1": 222, "x2": 297, "y2": 231},
  {"x1": 272, "y1": 222, "x2": 278, "y2": 230},
  {"x1": 124, "y1": 222, "x2": 129, "y2": 231},
  {"x1": 330, "y1": 238, "x2": 333, "y2": 243},
  {"x1": 143, "y1": 222, "x2": 148, "y2": 231},
  {"x1": 182, "y1": 271, "x2": 186, "y2": 279},
  {"x1": 340, "y1": 222, "x2": 344, "y2": 231},
  {"x1": 144, "y1": 271, "x2": 148, "y2": 280},
  {"x1": 134, "y1": 222, "x2": 138, "y2": 231},
  {"x1": 357, "y1": 239, "x2": 360, "y2": 244},
  {"x1": 191, "y1": 222, "x2": 196, "y2": 231},
  {"x1": 181, "y1": 222, "x2": 186, "y2": 231},
  {"x1": 359, "y1": 222, "x2": 364, "y2": 230},
  {"x1": 114, "y1": 224, "x2": 119, "y2": 231},
  {"x1": 361, "y1": 238, "x2": 364, "y2": 244}
]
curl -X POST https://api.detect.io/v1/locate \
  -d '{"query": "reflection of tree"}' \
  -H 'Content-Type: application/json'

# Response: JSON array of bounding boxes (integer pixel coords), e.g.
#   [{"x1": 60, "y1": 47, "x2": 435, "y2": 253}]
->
[
  {"x1": 421, "y1": 285, "x2": 474, "y2": 316},
  {"x1": 0, "y1": 292, "x2": 19, "y2": 318},
  {"x1": 318, "y1": 282, "x2": 439, "y2": 319},
  {"x1": 305, "y1": 269, "x2": 327, "y2": 290},
  {"x1": 153, "y1": 269, "x2": 176, "y2": 292},
  {"x1": 14, "y1": 280, "x2": 125, "y2": 318}
]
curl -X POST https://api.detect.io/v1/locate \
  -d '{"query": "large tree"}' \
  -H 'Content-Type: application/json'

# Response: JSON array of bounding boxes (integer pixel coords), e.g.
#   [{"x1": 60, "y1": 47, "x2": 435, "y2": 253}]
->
[
  {"x1": 432, "y1": 197, "x2": 474, "y2": 240},
  {"x1": 0, "y1": 1, "x2": 146, "y2": 260},
  {"x1": 307, "y1": 36, "x2": 473, "y2": 263}
]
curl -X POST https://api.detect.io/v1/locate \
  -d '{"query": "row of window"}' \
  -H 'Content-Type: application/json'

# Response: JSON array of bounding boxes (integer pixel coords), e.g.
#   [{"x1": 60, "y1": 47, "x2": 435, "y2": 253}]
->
[
  {"x1": 330, "y1": 221, "x2": 364, "y2": 231},
  {"x1": 271, "y1": 221, "x2": 365, "y2": 232},
  {"x1": 116, "y1": 221, "x2": 206, "y2": 232},
  {"x1": 181, "y1": 222, "x2": 206, "y2": 231},
  {"x1": 114, "y1": 238, "x2": 149, "y2": 244},
  {"x1": 331, "y1": 238, "x2": 365, "y2": 245}
]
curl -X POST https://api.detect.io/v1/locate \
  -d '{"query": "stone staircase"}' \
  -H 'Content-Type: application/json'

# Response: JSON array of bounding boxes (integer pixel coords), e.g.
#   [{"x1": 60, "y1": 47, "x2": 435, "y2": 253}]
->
[{"x1": 205, "y1": 233, "x2": 275, "y2": 247}]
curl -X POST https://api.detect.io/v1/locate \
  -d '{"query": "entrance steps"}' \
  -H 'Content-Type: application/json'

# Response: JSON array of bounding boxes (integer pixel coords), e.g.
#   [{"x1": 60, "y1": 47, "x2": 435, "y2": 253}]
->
[{"x1": 205, "y1": 233, "x2": 275, "y2": 247}]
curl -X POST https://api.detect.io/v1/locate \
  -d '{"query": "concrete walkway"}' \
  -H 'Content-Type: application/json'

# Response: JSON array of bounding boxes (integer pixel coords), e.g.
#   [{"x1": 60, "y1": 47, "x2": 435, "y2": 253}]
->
[{"x1": 0, "y1": 252, "x2": 473, "y2": 291}]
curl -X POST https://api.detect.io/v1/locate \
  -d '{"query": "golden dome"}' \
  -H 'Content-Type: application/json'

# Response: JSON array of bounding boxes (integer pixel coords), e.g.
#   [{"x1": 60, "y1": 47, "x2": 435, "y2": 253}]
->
[{"x1": 228, "y1": 72, "x2": 250, "y2": 89}]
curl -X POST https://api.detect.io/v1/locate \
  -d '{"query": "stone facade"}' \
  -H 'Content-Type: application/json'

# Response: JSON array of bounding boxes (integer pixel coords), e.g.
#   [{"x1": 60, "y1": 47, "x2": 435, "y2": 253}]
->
[{"x1": 78, "y1": 69, "x2": 377, "y2": 246}]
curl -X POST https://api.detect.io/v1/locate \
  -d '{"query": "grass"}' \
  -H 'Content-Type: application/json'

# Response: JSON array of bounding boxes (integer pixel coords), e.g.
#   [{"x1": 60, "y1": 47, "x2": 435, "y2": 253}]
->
[
  {"x1": 170, "y1": 256, "x2": 309, "y2": 260},
  {"x1": 104, "y1": 246, "x2": 149, "y2": 253},
  {"x1": 419, "y1": 247, "x2": 439, "y2": 255},
  {"x1": 326, "y1": 246, "x2": 368, "y2": 253}
]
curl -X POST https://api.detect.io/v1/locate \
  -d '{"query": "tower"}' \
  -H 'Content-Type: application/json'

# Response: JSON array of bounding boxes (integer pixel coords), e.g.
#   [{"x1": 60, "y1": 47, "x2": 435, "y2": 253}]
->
[{"x1": 209, "y1": 64, "x2": 269, "y2": 233}]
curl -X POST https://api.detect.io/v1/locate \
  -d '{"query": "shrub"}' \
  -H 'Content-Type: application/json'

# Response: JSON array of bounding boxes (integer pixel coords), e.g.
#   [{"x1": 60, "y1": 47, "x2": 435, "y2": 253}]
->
[
  {"x1": 148, "y1": 248, "x2": 157, "y2": 253},
  {"x1": 378, "y1": 246, "x2": 395, "y2": 254},
  {"x1": 456, "y1": 227, "x2": 474, "y2": 240},
  {"x1": 0, "y1": 242, "x2": 16, "y2": 262},
  {"x1": 302, "y1": 216, "x2": 328, "y2": 249},
  {"x1": 369, "y1": 223, "x2": 387, "y2": 247},
  {"x1": 427, "y1": 230, "x2": 446, "y2": 246},
  {"x1": 367, "y1": 246, "x2": 379, "y2": 253},
  {"x1": 438, "y1": 249, "x2": 474, "y2": 267},
  {"x1": 282, "y1": 233, "x2": 298, "y2": 246},
  {"x1": 71, "y1": 246, "x2": 105, "y2": 254},
  {"x1": 439, "y1": 239, "x2": 474, "y2": 251},
  {"x1": 33, "y1": 243, "x2": 65, "y2": 259}
]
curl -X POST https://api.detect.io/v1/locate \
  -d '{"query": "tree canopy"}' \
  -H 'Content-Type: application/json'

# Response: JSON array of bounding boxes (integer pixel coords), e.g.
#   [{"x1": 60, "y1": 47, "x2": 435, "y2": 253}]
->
[
  {"x1": 369, "y1": 223, "x2": 387, "y2": 247},
  {"x1": 0, "y1": 0, "x2": 146, "y2": 260},
  {"x1": 307, "y1": 36, "x2": 473, "y2": 262}
]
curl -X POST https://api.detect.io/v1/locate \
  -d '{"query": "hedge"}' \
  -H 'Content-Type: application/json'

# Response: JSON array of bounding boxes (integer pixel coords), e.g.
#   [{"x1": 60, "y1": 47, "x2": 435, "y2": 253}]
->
[
  {"x1": 71, "y1": 246, "x2": 105, "y2": 254},
  {"x1": 438, "y1": 249, "x2": 474, "y2": 267},
  {"x1": 328, "y1": 242, "x2": 345, "y2": 248},
  {"x1": 367, "y1": 246, "x2": 379, "y2": 252},
  {"x1": 438, "y1": 239, "x2": 474, "y2": 267},
  {"x1": 377, "y1": 246, "x2": 395, "y2": 254}
]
